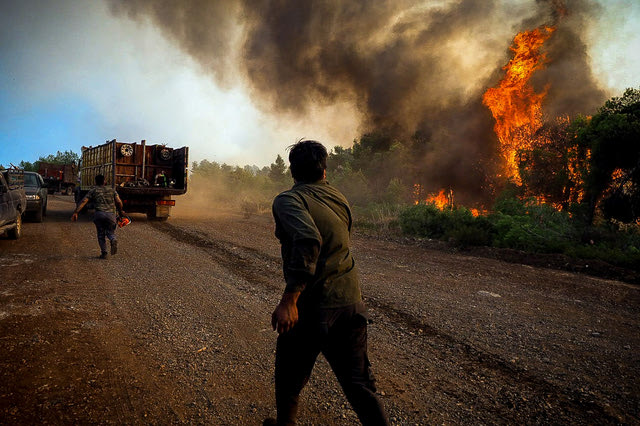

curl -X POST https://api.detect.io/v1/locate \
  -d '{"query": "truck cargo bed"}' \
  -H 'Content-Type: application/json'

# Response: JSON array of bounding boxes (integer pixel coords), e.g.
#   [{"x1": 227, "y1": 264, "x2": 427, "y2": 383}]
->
[
  {"x1": 78, "y1": 139, "x2": 188, "y2": 219},
  {"x1": 80, "y1": 140, "x2": 188, "y2": 192}
]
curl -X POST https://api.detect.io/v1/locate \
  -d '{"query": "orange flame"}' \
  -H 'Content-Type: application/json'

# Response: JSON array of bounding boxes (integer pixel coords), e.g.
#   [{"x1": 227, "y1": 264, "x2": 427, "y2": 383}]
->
[
  {"x1": 426, "y1": 189, "x2": 451, "y2": 210},
  {"x1": 470, "y1": 208, "x2": 489, "y2": 217},
  {"x1": 413, "y1": 183, "x2": 423, "y2": 205},
  {"x1": 483, "y1": 26, "x2": 555, "y2": 185},
  {"x1": 414, "y1": 185, "x2": 488, "y2": 216},
  {"x1": 414, "y1": 186, "x2": 453, "y2": 210}
]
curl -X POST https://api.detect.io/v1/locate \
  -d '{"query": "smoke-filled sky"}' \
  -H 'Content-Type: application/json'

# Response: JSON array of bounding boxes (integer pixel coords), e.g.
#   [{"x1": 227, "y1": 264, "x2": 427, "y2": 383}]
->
[{"x1": 1, "y1": 0, "x2": 638, "y2": 171}]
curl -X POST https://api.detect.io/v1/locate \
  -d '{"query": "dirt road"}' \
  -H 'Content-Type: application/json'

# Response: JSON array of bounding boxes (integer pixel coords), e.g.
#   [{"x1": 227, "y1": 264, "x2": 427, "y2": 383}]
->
[{"x1": 1, "y1": 195, "x2": 638, "y2": 425}]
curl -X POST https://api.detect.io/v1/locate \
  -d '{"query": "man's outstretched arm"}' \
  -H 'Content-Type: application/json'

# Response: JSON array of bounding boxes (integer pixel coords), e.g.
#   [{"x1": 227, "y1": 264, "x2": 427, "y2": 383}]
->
[{"x1": 71, "y1": 197, "x2": 89, "y2": 222}]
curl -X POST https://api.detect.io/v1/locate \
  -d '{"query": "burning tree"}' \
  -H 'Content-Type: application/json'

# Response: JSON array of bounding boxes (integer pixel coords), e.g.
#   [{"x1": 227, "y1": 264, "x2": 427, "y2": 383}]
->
[
  {"x1": 513, "y1": 88, "x2": 640, "y2": 226},
  {"x1": 480, "y1": 21, "x2": 640, "y2": 228},
  {"x1": 578, "y1": 88, "x2": 640, "y2": 225},
  {"x1": 517, "y1": 116, "x2": 590, "y2": 211},
  {"x1": 483, "y1": 26, "x2": 555, "y2": 185}
]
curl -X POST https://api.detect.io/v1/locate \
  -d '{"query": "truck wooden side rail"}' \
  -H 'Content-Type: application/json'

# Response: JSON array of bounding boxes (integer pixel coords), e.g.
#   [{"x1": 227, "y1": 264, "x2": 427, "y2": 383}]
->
[{"x1": 76, "y1": 139, "x2": 188, "y2": 220}]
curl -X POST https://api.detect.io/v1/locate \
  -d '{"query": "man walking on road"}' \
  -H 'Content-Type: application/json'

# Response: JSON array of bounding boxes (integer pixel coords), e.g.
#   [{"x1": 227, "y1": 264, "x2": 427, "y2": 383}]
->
[
  {"x1": 71, "y1": 174, "x2": 125, "y2": 259},
  {"x1": 266, "y1": 140, "x2": 388, "y2": 426}
]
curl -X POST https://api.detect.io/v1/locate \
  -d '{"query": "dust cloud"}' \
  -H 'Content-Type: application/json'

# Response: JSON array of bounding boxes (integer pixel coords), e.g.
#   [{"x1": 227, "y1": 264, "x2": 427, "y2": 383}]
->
[
  {"x1": 171, "y1": 174, "x2": 287, "y2": 220},
  {"x1": 170, "y1": 177, "x2": 234, "y2": 220}
]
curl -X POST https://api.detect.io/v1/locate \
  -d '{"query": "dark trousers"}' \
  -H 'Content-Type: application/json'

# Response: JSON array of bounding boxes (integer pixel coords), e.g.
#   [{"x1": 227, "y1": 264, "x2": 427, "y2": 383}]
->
[
  {"x1": 275, "y1": 304, "x2": 388, "y2": 426},
  {"x1": 93, "y1": 211, "x2": 116, "y2": 255}
]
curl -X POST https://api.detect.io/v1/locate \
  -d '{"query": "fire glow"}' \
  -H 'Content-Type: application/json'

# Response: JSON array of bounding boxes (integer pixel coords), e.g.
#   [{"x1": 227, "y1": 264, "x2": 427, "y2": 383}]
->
[
  {"x1": 482, "y1": 26, "x2": 556, "y2": 185},
  {"x1": 413, "y1": 185, "x2": 483, "y2": 217},
  {"x1": 414, "y1": 25, "x2": 559, "y2": 217},
  {"x1": 426, "y1": 189, "x2": 452, "y2": 210}
]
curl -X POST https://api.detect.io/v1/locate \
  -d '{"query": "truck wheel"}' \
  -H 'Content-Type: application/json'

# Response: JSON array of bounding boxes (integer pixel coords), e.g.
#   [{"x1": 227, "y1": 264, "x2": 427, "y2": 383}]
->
[{"x1": 7, "y1": 213, "x2": 22, "y2": 239}]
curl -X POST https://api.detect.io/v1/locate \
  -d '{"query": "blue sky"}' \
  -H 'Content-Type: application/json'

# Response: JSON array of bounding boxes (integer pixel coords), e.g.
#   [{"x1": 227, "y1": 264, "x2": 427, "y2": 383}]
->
[
  {"x1": 0, "y1": 92, "x2": 97, "y2": 162},
  {"x1": 1, "y1": 0, "x2": 638, "y2": 169}
]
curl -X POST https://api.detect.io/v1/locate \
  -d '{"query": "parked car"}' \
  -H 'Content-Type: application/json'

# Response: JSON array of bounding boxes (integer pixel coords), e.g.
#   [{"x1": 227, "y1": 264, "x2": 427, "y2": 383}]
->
[
  {"x1": 0, "y1": 169, "x2": 27, "y2": 238},
  {"x1": 24, "y1": 171, "x2": 47, "y2": 222}
]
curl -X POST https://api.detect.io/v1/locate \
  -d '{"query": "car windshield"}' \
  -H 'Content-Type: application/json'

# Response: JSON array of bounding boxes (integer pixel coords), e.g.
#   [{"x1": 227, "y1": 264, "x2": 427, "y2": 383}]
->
[{"x1": 24, "y1": 174, "x2": 39, "y2": 187}]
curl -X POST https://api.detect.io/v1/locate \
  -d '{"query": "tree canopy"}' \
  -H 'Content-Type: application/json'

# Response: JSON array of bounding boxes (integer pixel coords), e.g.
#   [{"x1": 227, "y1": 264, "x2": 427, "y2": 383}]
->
[
  {"x1": 580, "y1": 88, "x2": 640, "y2": 224},
  {"x1": 518, "y1": 87, "x2": 640, "y2": 225},
  {"x1": 17, "y1": 150, "x2": 80, "y2": 172}
]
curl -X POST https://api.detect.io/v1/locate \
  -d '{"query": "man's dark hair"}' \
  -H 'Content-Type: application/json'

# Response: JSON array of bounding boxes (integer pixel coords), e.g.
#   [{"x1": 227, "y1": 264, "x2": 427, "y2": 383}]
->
[
  {"x1": 288, "y1": 140, "x2": 327, "y2": 182},
  {"x1": 95, "y1": 174, "x2": 105, "y2": 185}
]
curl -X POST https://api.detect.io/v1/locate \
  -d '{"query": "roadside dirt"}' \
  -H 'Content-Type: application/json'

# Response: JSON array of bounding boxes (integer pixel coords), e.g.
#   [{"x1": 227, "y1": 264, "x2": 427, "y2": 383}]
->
[{"x1": 1, "y1": 195, "x2": 638, "y2": 425}]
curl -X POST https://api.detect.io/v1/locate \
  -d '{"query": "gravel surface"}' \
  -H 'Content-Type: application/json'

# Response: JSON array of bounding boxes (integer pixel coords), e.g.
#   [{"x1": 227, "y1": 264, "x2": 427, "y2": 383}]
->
[{"x1": 0, "y1": 195, "x2": 638, "y2": 425}]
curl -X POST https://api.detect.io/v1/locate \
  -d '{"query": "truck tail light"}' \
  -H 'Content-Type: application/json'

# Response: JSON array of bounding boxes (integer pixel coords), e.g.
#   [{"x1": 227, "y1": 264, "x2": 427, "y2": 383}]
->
[{"x1": 157, "y1": 200, "x2": 175, "y2": 206}]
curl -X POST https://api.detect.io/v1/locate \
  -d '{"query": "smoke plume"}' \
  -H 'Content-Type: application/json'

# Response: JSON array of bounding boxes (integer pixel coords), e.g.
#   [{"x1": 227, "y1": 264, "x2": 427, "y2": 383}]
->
[{"x1": 107, "y1": 0, "x2": 607, "y2": 201}]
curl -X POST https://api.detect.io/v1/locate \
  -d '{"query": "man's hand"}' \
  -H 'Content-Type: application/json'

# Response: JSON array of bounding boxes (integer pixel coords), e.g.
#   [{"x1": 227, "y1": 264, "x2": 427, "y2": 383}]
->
[
  {"x1": 271, "y1": 291, "x2": 301, "y2": 334},
  {"x1": 72, "y1": 198, "x2": 88, "y2": 222}
]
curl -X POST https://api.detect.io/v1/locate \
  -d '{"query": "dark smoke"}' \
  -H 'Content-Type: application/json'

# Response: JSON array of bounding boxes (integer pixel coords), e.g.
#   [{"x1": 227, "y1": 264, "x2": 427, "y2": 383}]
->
[
  {"x1": 107, "y1": 0, "x2": 607, "y2": 202},
  {"x1": 533, "y1": 0, "x2": 607, "y2": 119}
]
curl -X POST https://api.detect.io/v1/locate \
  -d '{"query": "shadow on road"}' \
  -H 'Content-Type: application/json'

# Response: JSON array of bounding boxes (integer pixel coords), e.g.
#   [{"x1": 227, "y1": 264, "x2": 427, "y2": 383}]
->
[{"x1": 33, "y1": 194, "x2": 78, "y2": 224}]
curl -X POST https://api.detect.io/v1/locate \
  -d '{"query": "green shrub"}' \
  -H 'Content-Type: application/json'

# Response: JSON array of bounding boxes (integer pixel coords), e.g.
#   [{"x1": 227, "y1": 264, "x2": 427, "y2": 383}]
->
[
  {"x1": 493, "y1": 196, "x2": 528, "y2": 216},
  {"x1": 445, "y1": 223, "x2": 493, "y2": 247},
  {"x1": 487, "y1": 198, "x2": 578, "y2": 253},
  {"x1": 399, "y1": 204, "x2": 446, "y2": 238},
  {"x1": 567, "y1": 223, "x2": 640, "y2": 268},
  {"x1": 399, "y1": 204, "x2": 495, "y2": 245}
]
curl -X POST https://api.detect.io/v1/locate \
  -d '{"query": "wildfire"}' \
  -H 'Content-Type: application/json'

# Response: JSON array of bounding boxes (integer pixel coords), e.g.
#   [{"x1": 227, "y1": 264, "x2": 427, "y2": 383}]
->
[
  {"x1": 483, "y1": 26, "x2": 556, "y2": 185},
  {"x1": 413, "y1": 185, "x2": 453, "y2": 208},
  {"x1": 418, "y1": 25, "x2": 560, "y2": 215},
  {"x1": 413, "y1": 185, "x2": 489, "y2": 217},
  {"x1": 427, "y1": 189, "x2": 452, "y2": 210}
]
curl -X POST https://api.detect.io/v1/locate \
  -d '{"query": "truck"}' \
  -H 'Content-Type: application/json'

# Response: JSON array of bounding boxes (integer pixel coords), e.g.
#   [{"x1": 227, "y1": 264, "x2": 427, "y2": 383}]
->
[
  {"x1": 0, "y1": 168, "x2": 27, "y2": 239},
  {"x1": 38, "y1": 162, "x2": 78, "y2": 195},
  {"x1": 76, "y1": 139, "x2": 188, "y2": 220}
]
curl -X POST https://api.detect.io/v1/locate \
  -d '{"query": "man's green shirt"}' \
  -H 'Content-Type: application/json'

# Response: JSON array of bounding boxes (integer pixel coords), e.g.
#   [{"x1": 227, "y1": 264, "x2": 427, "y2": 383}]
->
[
  {"x1": 272, "y1": 180, "x2": 362, "y2": 309},
  {"x1": 84, "y1": 186, "x2": 120, "y2": 214}
]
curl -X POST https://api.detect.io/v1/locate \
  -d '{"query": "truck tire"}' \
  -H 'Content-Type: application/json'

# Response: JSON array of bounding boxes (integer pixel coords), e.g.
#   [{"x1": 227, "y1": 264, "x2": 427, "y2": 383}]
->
[{"x1": 7, "y1": 212, "x2": 22, "y2": 239}]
